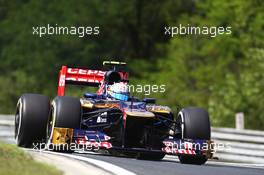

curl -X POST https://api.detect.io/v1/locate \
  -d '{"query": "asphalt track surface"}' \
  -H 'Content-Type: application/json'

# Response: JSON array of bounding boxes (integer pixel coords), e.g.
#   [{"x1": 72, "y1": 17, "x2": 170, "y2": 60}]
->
[
  {"x1": 1, "y1": 116, "x2": 264, "y2": 175},
  {"x1": 71, "y1": 152, "x2": 264, "y2": 175}
]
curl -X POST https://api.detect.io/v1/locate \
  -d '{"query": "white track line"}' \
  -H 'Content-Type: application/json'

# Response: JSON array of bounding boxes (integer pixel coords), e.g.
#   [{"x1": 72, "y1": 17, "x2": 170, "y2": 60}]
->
[
  {"x1": 29, "y1": 150, "x2": 137, "y2": 175},
  {"x1": 207, "y1": 161, "x2": 264, "y2": 169},
  {"x1": 163, "y1": 155, "x2": 264, "y2": 169}
]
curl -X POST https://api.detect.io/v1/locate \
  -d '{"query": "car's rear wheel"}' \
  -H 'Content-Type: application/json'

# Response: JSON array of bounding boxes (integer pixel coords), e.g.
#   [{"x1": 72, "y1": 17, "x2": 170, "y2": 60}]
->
[
  {"x1": 177, "y1": 107, "x2": 211, "y2": 165},
  {"x1": 47, "y1": 96, "x2": 81, "y2": 152},
  {"x1": 15, "y1": 94, "x2": 50, "y2": 148}
]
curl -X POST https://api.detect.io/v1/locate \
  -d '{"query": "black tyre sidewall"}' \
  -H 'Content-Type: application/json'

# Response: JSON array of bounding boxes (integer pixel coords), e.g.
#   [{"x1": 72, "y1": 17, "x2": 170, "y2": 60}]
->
[
  {"x1": 179, "y1": 107, "x2": 211, "y2": 140},
  {"x1": 47, "y1": 96, "x2": 81, "y2": 152},
  {"x1": 52, "y1": 96, "x2": 81, "y2": 129},
  {"x1": 16, "y1": 94, "x2": 50, "y2": 147},
  {"x1": 177, "y1": 107, "x2": 211, "y2": 165}
]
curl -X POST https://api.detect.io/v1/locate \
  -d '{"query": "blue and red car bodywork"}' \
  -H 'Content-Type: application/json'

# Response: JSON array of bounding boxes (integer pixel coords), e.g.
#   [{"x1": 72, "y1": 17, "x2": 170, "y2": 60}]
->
[{"x1": 52, "y1": 65, "x2": 213, "y2": 159}]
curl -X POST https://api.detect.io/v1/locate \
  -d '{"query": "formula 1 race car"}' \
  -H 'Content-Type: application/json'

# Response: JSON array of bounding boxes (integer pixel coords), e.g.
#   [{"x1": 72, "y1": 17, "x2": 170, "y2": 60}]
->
[{"x1": 15, "y1": 61, "x2": 213, "y2": 165}]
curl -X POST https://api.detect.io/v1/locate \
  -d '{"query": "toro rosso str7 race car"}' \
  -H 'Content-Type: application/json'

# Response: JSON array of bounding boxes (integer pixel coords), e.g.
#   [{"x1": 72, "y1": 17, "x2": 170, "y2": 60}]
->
[{"x1": 15, "y1": 61, "x2": 213, "y2": 165}]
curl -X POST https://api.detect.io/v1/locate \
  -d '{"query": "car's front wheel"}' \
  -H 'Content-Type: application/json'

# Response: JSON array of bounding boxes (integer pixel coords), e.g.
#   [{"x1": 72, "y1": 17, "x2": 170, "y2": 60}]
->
[
  {"x1": 15, "y1": 94, "x2": 50, "y2": 148},
  {"x1": 177, "y1": 107, "x2": 211, "y2": 165},
  {"x1": 46, "y1": 96, "x2": 81, "y2": 152}
]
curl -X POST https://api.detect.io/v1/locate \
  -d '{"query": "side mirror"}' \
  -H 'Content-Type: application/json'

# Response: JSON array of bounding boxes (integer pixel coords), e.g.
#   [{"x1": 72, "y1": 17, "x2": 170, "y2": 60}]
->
[{"x1": 143, "y1": 98, "x2": 156, "y2": 104}]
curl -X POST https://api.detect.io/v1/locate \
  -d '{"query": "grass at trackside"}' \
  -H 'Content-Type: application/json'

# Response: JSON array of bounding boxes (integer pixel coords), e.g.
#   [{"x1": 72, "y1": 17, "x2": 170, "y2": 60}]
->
[{"x1": 0, "y1": 143, "x2": 62, "y2": 175}]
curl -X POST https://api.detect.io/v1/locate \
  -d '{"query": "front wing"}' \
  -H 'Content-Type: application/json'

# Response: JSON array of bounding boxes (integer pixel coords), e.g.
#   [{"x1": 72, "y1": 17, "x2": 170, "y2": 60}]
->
[{"x1": 50, "y1": 127, "x2": 214, "y2": 158}]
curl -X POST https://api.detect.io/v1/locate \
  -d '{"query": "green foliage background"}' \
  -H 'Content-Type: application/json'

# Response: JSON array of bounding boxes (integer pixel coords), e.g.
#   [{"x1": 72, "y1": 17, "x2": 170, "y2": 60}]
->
[{"x1": 0, "y1": 0, "x2": 263, "y2": 129}]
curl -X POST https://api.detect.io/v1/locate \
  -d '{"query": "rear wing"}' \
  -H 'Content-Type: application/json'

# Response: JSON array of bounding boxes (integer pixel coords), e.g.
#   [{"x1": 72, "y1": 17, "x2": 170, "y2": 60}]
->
[
  {"x1": 103, "y1": 61, "x2": 126, "y2": 66},
  {"x1": 57, "y1": 66, "x2": 128, "y2": 96},
  {"x1": 103, "y1": 61, "x2": 126, "y2": 71}
]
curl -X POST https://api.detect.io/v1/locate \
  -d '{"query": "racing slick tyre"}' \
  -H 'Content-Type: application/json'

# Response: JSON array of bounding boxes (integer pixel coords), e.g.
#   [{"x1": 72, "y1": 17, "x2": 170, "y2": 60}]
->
[
  {"x1": 47, "y1": 96, "x2": 81, "y2": 152},
  {"x1": 177, "y1": 107, "x2": 211, "y2": 165},
  {"x1": 15, "y1": 94, "x2": 50, "y2": 148},
  {"x1": 51, "y1": 96, "x2": 81, "y2": 128}
]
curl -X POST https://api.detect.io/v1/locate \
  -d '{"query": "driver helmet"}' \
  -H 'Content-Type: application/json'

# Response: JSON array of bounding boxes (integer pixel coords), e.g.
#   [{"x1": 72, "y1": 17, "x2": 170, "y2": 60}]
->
[{"x1": 107, "y1": 82, "x2": 129, "y2": 101}]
